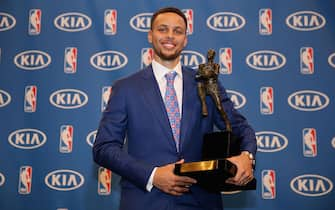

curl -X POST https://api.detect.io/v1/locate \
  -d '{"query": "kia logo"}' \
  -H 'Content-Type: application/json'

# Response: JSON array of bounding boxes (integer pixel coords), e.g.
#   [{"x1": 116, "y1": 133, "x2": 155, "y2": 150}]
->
[
  {"x1": 90, "y1": 50, "x2": 128, "y2": 71},
  {"x1": 256, "y1": 131, "x2": 288, "y2": 152},
  {"x1": 129, "y1": 13, "x2": 152, "y2": 32},
  {"x1": 226, "y1": 90, "x2": 246, "y2": 109},
  {"x1": 14, "y1": 50, "x2": 51, "y2": 70},
  {"x1": 290, "y1": 174, "x2": 333, "y2": 196},
  {"x1": 328, "y1": 53, "x2": 335, "y2": 68},
  {"x1": 246, "y1": 50, "x2": 286, "y2": 71},
  {"x1": 49, "y1": 89, "x2": 88, "y2": 109},
  {"x1": 286, "y1": 11, "x2": 326, "y2": 31},
  {"x1": 288, "y1": 90, "x2": 329, "y2": 111},
  {"x1": 45, "y1": 169, "x2": 84, "y2": 191},
  {"x1": 0, "y1": 12, "x2": 16, "y2": 31},
  {"x1": 8, "y1": 128, "x2": 47, "y2": 150},
  {"x1": 0, "y1": 172, "x2": 5, "y2": 186},
  {"x1": 86, "y1": 130, "x2": 97, "y2": 147},
  {"x1": 54, "y1": 12, "x2": 92, "y2": 32},
  {"x1": 0, "y1": 89, "x2": 11, "y2": 107},
  {"x1": 180, "y1": 50, "x2": 205, "y2": 69},
  {"x1": 207, "y1": 12, "x2": 245, "y2": 32}
]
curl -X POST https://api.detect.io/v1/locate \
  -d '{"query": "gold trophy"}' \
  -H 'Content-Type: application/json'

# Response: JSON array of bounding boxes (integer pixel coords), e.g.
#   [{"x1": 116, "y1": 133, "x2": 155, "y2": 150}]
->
[{"x1": 174, "y1": 49, "x2": 256, "y2": 192}]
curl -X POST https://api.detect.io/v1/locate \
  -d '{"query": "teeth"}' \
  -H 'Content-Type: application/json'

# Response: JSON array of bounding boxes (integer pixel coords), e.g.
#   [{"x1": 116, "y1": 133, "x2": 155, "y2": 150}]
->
[{"x1": 163, "y1": 43, "x2": 174, "y2": 48}]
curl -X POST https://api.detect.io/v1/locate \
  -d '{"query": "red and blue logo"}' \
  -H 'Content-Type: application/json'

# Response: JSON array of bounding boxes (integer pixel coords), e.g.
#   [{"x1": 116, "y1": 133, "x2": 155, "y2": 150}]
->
[
  {"x1": 28, "y1": 9, "x2": 42, "y2": 35},
  {"x1": 183, "y1": 9, "x2": 194, "y2": 35},
  {"x1": 24, "y1": 85, "x2": 37, "y2": 113},
  {"x1": 98, "y1": 167, "x2": 112, "y2": 195},
  {"x1": 101, "y1": 86, "x2": 112, "y2": 112},
  {"x1": 104, "y1": 9, "x2": 117, "y2": 35},
  {"x1": 303, "y1": 128, "x2": 317, "y2": 157},
  {"x1": 60, "y1": 125, "x2": 74, "y2": 153},
  {"x1": 18, "y1": 166, "x2": 32, "y2": 194},
  {"x1": 219, "y1": 48, "x2": 232, "y2": 74},
  {"x1": 141, "y1": 48, "x2": 154, "y2": 68},
  {"x1": 262, "y1": 170, "x2": 276, "y2": 199},
  {"x1": 300, "y1": 47, "x2": 314, "y2": 74},
  {"x1": 64, "y1": 47, "x2": 78, "y2": 73},
  {"x1": 259, "y1": 9, "x2": 272, "y2": 35},
  {"x1": 260, "y1": 87, "x2": 274, "y2": 115}
]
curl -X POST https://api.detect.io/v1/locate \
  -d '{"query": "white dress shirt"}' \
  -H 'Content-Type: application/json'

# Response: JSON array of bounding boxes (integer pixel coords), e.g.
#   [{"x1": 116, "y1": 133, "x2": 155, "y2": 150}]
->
[{"x1": 146, "y1": 59, "x2": 184, "y2": 191}]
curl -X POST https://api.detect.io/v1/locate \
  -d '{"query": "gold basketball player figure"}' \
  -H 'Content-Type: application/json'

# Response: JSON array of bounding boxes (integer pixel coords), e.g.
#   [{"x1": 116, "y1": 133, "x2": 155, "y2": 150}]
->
[{"x1": 196, "y1": 49, "x2": 232, "y2": 131}]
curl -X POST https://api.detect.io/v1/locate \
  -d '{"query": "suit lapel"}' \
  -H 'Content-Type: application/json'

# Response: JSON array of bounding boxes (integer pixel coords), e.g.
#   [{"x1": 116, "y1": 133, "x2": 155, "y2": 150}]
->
[
  {"x1": 140, "y1": 66, "x2": 177, "y2": 149},
  {"x1": 180, "y1": 67, "x2": 198, "y2": 151}
]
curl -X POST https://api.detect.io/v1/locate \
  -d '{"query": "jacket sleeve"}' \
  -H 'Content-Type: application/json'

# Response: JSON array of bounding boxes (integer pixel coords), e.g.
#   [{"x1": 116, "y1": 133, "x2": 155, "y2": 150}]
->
[
  {"x1": 213, "y1": 82, "x2": 257, "y2": 156},
  {"x1": 92, "y1": 80, "x2": 155, "y2": 190}
]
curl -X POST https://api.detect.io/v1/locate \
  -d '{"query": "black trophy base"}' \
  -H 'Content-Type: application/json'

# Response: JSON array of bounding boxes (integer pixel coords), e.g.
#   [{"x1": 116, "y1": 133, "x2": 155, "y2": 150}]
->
[{"x1": 174, "y1": 131, "x2": 256, "y2": 192}]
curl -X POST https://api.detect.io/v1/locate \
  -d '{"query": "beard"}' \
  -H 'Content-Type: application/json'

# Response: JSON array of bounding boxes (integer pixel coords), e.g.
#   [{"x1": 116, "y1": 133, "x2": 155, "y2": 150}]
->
[{"x1": 152, "y1": 45, "x2": 182, "y2": 61}]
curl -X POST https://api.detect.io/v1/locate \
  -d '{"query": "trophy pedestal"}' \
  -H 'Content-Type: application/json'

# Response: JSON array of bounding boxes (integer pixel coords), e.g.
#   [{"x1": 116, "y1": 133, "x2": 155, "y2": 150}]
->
[{"x1": 174, "y1": 131, "x2": 256, "y2": 192}]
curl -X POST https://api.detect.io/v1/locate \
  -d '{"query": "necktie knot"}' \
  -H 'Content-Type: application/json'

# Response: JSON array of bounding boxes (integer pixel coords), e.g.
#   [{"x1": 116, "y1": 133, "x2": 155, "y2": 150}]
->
[{"x1": 165, "y1": 71, "x2": 177, "y2": 84}]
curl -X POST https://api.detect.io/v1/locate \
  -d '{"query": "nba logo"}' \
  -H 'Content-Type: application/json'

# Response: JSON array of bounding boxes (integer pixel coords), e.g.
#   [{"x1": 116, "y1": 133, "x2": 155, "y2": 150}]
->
[
  {"x1": 104, "y1": 9, "x2": 117, "y2": 35},
  {"x1": 141, "y1": 48, "x2": 154, "y2": 68},
  {"x1": 262, "y1": 170, "x2": 276, "y2": 199},
  {"x1": 300, "y1": 47, "x2": 314, "y2": 74},
  {"x1": 259, "y1": 8, "x2": 272, "y2": 35},
  {"x1": 303, "y1": 128, "x2": 317, "y2": 157},
  {"x1": 28, "y1": 9, "x2": 42, "y2": 35},
  {"x1": 183, "y1": 9, "x2": 193, "y2": 35},
  {"x1": 60, "y1": 125, "x2": 73, "y2": 153},
  {"x1": 18, "y1": 166, "x2": 32, "y2": 194},
  {"x1": 98, "y1": 167, "x2": 112, "y2": 195},
  {"x1": 24, "y1": 85, "x2": 37, "y2": 113},
  {"x1": 64, "y1": 47, "x2": 78, "y2": 73},
  {"x1": 102, "y1": 86, "x2": 112, "y2": 112},
  {"x1": 260, "y1": 87, "x2": 274, "y2": 115},
  {"x1": 219, "y1": 48, "x2": 232, "y2": 74}
]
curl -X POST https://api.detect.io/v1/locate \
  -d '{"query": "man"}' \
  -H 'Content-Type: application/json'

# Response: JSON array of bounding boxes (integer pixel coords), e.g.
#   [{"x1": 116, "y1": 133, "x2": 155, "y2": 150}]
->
[{"x1": 93, "y1": 7, "x2": 256, "y2": 210}]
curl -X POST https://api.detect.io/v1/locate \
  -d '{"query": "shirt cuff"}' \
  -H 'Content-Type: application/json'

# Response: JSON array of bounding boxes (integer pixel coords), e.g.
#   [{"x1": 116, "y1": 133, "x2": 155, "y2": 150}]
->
[{"x1": 146, "y1": 167, "x2": 157, "y2": 192}]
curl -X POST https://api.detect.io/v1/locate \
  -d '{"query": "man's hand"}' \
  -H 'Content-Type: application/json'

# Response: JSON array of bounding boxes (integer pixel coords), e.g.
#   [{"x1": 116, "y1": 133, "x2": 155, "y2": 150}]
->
[
  {"x1": 225, "y1": 154, "x2": 254, "y2": 186},
  {"x1": 153, "y1": 159, "x2": 197, "y2": 196}
]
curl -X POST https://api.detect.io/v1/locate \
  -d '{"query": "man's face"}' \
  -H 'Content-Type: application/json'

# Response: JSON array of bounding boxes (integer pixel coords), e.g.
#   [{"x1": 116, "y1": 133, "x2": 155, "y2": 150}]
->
[{"x1": 148, "y1": 12, "x2": 188, "y2": 62}]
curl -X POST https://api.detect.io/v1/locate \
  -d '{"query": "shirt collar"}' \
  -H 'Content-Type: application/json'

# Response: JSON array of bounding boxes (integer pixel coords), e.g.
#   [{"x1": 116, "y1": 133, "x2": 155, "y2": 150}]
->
[{"x1": 152, "y1": 59, "x2": 182, "y2": 82}]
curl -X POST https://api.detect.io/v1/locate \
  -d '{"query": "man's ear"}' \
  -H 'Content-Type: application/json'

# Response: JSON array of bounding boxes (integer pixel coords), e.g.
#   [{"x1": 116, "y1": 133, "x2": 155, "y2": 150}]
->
[
  {"x1": 148, "y1": 30, "x2": 152, "y2": 43},
  {"x1": 183, "y1": 35, "x2": 188, "y2": 47}
]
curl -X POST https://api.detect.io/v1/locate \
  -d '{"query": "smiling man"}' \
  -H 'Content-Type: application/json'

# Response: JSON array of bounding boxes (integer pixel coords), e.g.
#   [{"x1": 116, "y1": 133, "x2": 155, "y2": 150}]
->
[{"x1": 93, "y1": 7, "x2": 256, "y2": 210}]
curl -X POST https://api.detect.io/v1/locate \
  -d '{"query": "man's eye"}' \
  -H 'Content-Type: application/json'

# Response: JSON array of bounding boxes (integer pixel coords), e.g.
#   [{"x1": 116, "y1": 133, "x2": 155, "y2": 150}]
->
[
  {"x1": 157, "y1": 28, "x2": 167, "y2": 32},
  {"x1": 174, "y1": 30, "x2": 184, "y2": 34}
]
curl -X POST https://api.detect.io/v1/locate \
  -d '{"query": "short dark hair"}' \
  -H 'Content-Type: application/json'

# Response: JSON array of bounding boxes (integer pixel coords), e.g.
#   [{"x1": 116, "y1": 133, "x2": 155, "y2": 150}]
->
[{"x1": 150, "y1": 7, "x2": 188, "y2": 30}]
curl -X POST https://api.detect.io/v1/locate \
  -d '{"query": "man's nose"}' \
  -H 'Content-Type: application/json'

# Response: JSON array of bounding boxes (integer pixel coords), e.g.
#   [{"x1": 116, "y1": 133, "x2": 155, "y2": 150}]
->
[{"x1": 166, "y1": 30, "x2": 174, "y2": 39}]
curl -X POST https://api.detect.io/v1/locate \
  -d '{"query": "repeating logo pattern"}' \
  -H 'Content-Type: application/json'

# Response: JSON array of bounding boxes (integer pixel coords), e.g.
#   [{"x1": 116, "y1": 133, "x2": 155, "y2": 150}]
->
[{"x1": 0, "y1": 3, "x2": 334, "y2": 210}]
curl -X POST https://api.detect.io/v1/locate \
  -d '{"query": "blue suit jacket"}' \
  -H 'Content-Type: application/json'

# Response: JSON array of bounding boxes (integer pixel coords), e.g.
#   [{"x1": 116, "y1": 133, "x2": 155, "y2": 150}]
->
[{"x1": 93, "y1": 65, "x2": 256, "y2": 210}]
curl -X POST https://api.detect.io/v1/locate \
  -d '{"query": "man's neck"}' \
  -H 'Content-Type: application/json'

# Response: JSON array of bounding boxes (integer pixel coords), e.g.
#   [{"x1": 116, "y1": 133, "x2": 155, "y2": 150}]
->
[{"x1": 153, "y1": 56, "x2": 180, "y2": 70}]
